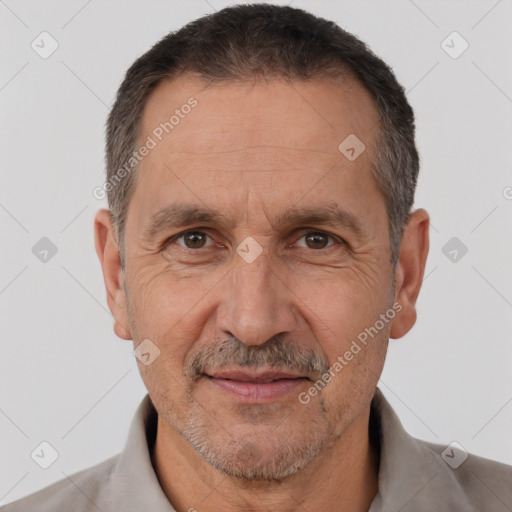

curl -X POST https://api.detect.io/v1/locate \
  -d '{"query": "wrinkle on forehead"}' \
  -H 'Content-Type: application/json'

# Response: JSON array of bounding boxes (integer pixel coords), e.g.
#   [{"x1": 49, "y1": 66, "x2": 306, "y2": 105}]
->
[
  {"x1": 138, "y1": 75, "x2": 378, "y2": 162},
  {"x1": 156, "y1": 145, "x2": 346, "y2": 174}
]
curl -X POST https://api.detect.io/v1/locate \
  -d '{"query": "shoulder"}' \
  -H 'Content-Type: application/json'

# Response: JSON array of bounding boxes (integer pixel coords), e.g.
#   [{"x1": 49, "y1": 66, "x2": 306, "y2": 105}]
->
[
  {"x1": 370, "y1": 388, "x2": 512, "y2": 511},
  {"x1": 0, "y1": 454, "x2": 120, "y2": 512},
  {"x1": 419, "y1": 438, "x2": 512, "y2": 510}
]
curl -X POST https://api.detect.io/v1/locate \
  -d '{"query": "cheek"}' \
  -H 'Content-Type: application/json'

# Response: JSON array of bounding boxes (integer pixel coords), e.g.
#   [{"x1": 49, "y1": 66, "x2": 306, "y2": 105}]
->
[
  {"x1": 129, "y1": 265, "x2": 192, "y2": 329},
  {"x1": 291, "y1": 272, "x2": 391, "y2": 413},
  {"x1": 290, "y1": 271, "x2": 389, "y2": 348},
  {"x1": 127, "y1": 266, "x2": 217, "y2": 366}
]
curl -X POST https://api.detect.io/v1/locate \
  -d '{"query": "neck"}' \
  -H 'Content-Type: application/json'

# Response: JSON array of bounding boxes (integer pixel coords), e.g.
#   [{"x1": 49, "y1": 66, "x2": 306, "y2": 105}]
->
[{"x1": 151, "y1": 405, "x2": 379, "y2": 512}]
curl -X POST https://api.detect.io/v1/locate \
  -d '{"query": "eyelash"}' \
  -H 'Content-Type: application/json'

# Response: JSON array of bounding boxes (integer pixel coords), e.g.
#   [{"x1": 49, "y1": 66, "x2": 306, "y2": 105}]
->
[{"x1": 162, "y1": 229, "x2": 344, "y2": 252}]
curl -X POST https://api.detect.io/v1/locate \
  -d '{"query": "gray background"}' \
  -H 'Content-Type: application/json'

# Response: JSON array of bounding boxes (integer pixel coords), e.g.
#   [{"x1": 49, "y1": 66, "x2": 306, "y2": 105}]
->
[{"x1": 1, "y1": 0, "x2": 511, "y2": 505}]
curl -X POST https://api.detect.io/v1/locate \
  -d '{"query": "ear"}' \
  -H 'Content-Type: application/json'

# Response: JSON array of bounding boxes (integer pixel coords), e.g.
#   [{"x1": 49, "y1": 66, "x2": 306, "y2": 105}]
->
[
  {"x1": 390, "y1": 208, "x2": 430, "y2": 339},
  {"x1": 94, "y1": 209, "x2": 132, "y2": 340}
]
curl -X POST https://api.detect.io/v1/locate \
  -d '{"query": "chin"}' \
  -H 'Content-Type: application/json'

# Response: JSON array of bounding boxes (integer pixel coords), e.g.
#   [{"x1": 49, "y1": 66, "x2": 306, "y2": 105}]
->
[{"x1": 179, "y1": 412, "x2": 331, "y2": 482}]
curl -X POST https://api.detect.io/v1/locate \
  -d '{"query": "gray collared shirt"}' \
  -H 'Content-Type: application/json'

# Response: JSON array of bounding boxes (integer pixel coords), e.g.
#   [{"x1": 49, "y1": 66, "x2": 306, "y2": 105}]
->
[{"x1": 2, "y1": 388, "x2": 511, "y2": 511}]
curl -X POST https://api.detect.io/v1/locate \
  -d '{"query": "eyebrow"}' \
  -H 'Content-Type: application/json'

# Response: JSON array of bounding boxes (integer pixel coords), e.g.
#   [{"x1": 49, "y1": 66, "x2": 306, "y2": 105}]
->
[{"x1": 142, "y1": 202, "x2": 368, "y2": 240}]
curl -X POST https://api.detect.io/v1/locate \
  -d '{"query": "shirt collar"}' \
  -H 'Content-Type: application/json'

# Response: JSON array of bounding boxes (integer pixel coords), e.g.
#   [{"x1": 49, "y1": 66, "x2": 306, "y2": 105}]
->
[
  {"x1": 369, "y1": 387, "x2": 441, "y2": 511},
  {"x1": 110, "y1": 394, "x2": 176, "y2": 511}
]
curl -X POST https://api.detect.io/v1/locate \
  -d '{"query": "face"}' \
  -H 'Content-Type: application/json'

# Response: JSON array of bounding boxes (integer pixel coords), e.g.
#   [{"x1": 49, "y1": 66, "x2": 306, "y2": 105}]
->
[{"x1": 106, "y1": 74, "x2": 403, "y2": 480}]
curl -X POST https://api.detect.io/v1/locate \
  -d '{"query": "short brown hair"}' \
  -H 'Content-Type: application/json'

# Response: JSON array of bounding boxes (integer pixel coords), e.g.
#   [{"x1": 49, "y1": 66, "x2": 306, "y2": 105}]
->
[{"x1": 105, "y1": 3, "x2": 419, "y2": 267}]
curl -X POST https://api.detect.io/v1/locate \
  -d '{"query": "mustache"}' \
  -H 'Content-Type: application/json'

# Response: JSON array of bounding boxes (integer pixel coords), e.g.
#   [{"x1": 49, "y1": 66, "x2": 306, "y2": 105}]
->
[{"x1": 184, "y1": 334, "x2": 330, "y2": 381}]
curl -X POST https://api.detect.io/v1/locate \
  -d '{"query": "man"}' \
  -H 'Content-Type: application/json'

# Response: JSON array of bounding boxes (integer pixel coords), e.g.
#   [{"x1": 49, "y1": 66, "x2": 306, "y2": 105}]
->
[{"x1": 3, "y1": 3, "x2": 511, "y2": 511}]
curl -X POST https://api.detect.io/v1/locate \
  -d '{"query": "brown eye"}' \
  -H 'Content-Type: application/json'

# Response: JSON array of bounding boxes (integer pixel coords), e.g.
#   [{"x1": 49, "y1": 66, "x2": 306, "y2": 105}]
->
[
  {"x1": 178, "y1": 231, "x2": 210, "y2": 249},
  {"x1": 303, "y1": 232, "x2": 331, "y2": 249}
]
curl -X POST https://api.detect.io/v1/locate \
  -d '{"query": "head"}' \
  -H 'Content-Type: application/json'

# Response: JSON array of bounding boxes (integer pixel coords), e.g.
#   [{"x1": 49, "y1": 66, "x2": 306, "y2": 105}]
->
[{"x1": 95, "y1": 4, "x2": 429, "y2": 481}]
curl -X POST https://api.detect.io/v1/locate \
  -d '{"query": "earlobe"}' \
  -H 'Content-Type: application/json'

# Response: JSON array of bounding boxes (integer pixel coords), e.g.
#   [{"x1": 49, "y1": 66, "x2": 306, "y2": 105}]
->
[
  {"x1": 389, "y1": 209, "x2": 430, "y2": 340},
  {"x1": 114, "y1": 321, "x2": 132, "y2": 340},
  {"x1": 94, "y1": 209, "x2": 132, "y2": 340}
]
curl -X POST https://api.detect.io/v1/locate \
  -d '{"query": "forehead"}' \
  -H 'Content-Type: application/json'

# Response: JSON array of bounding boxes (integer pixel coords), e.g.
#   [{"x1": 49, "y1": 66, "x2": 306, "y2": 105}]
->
[
  {"x1": 127, "y1": 74, "x2": 383, "y2": 234},
  {"x1": 138, "y1": 73, "x2": 379, "y2": 170}
]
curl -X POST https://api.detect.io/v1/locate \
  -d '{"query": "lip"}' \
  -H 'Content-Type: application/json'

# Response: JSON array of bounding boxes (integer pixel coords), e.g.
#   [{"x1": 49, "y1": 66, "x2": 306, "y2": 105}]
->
[
  {"x1": 208, "y1": 370, "x2": 305, "y2": 382},
  {"x1": 204, "y1": 369, "x2": 308, "y2": 402}
]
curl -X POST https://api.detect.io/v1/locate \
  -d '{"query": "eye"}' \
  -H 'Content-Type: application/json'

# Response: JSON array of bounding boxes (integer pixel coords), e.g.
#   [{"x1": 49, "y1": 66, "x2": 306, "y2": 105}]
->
[
  {"x1": 294, "y1": 231, "x2": 340, "y2": 250},
  {"x1": 164, "y1": 229, "x2": 342, "y2": 253},
  {"x1": 174, "y1": 230, "x2": 215, "y2": 249}
]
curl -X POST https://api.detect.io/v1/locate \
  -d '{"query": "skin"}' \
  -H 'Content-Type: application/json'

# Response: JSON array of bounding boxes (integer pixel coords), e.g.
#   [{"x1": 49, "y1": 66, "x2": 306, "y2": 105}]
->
[{"x1": 95, "y1": 74, "x2": 429, "y2": 512}]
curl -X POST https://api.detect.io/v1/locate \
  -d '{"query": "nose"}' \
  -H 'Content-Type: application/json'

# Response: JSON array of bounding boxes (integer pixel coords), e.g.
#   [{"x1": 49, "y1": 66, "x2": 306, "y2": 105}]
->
[{"x1": 216, "y1": 250, "x2": 298, "y2": 347}]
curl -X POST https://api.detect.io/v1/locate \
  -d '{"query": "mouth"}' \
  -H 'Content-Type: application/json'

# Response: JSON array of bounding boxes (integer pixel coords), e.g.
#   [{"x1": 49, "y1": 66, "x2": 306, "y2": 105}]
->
[{"x1": 203, "y1": 369, "x2": 309, "y2": 402}]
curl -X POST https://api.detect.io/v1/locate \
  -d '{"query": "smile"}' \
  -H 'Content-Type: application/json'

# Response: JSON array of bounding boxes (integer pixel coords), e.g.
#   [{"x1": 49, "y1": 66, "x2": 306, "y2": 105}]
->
[{"x1": 204, "y1": 370, "x2": 308, "y2": 402}]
